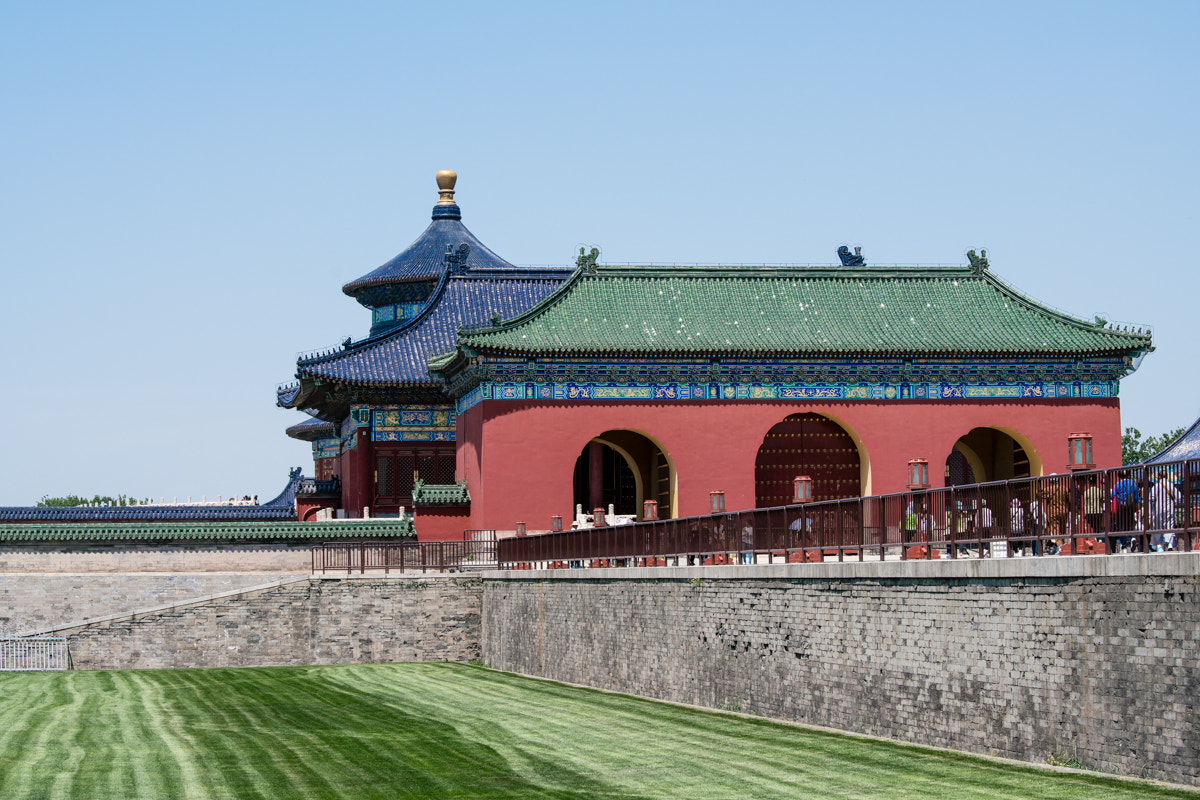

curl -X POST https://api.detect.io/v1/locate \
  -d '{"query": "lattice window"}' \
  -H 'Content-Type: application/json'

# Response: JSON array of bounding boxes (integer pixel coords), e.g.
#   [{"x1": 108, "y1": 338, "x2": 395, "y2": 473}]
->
[
  {"x1": 436, "y1": 452, "x2": 456, "y2": 484},
  {"x1": 397, "y1": 453, "x2": 415, "y2": 498},
  {"x1": 376, "y1": 457, "x2": 395, "y2": 498},
  {"x1": 417, "y1": 453, "x2": 438, "y2": 484}
]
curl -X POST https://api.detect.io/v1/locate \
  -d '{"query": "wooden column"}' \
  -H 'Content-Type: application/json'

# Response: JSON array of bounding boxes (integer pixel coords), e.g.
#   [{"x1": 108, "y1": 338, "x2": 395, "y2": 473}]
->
[{"x1": 589, "y1": 441, "x2": 604, "y2": 512}]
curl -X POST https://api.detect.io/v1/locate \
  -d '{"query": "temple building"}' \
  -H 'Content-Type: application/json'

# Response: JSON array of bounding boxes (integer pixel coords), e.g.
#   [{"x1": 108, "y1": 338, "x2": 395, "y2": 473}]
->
[
  {"x1": 277, "y1": 171, "x2": 572, "y2": 534},
  {"x1": 280, "y1": 172, "x2": 1153, "y2": 537}
]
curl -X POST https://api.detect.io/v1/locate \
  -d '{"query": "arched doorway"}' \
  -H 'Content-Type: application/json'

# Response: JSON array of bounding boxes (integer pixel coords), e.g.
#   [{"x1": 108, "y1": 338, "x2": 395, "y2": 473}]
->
[
  {"x1": 944, "y1": 427, "x2": 1034, "y2": 485},
  {"x1": 572, "y1": 431, "x2": 674, "y2": 520},
  {"x1": 755, "y1": 413, "x2": 862, "y2": 507}
]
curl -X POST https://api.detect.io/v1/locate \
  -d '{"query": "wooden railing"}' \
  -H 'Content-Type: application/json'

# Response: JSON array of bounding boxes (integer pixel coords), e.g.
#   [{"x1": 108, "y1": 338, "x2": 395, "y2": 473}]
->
[
  {"x1": 499, "y1": 459, "x2": 1199, "y2": 569},
  {"x1": 312, "y1": 532, "x2": 496, "y2": 574}
]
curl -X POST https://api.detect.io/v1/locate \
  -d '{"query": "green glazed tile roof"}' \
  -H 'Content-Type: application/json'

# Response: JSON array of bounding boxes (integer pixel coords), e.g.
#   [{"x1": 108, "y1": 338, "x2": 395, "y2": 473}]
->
[
  {"x1": 453, "y1": 266, "x2": 1152, "y2": 357},
  {"x1": 0, "y1": 519, "x2": 413, "y2": 542},
  {"x1": 411, "y1": 481, "x2": 471, "y2": 507}
]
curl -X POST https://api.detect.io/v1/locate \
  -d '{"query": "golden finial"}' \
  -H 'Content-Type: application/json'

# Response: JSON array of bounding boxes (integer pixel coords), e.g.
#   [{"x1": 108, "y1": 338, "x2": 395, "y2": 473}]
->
[{"x1": 435, "y1": 170, "x2": 457, "y2": 205}]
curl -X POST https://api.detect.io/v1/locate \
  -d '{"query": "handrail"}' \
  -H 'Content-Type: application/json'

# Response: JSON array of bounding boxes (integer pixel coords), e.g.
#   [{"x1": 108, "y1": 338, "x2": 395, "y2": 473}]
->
[
  {"x1": 312, "y1": 532, "x2": 497, "y2": 574},
  {"x1": 499, "y1": 458, "x2": 1198, "y2": 570}
]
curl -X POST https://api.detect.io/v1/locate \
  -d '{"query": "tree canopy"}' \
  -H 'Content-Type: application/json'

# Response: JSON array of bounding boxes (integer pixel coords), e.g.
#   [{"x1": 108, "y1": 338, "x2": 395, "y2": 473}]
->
[
  {"x1": 1122, "y1": 426, "x2": 1187, "y2": 465},
  {"x1": 37, "y1": 494, "x2": 139, "y2": 507}
]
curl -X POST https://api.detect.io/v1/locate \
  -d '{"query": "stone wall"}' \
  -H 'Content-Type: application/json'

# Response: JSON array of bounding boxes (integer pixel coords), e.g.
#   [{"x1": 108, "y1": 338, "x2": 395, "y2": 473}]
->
[
  {"x1": 0, "y1": 572, "x2": 301, "y2": 636},
  {"x1": 482, "y1": 555, "x2": 1200, "y2": 786},
  {"x1": 0, "y1": 542, "x2": 314, "y2": 574},
  {"x1": 62, "y1": 576, "x2": 482, "y2": 669}
]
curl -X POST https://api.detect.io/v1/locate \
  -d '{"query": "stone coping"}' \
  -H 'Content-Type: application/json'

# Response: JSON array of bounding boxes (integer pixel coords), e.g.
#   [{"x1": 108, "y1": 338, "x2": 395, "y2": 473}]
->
[
  {"x1": 309, "y1": 571, "x2": 477, "y2": 581},
  {"x1": 483, "y1": 552, "x2": 1200, "y2": 581}
]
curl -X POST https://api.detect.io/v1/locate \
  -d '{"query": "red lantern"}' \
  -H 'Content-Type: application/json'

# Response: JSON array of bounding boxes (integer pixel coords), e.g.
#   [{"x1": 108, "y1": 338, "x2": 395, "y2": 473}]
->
[
  {"x1": 1067, "y1": 432, "x2": 1094, "y2": 471},
  {"x1": 907, "y1": 458, "x2": 930, "y2": 490}
]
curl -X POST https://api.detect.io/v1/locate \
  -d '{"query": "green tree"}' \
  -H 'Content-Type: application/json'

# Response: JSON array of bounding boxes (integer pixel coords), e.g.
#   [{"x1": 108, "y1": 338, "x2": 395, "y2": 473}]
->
[
  {"x1": 1122, "y1": 426, "x2": 1187, "y2": 465},
  {"x1": 37, "y1": 494, "x2": 137, "y2": 507}
]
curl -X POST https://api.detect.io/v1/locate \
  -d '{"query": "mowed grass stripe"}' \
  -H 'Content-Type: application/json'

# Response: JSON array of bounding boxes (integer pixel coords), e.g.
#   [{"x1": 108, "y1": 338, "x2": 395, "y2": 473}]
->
[
  {"x1": 1, "y1": 663, "x2": 1196, "y2": 799},
  {"x1": 319, "y1": 663, "x2": 1198, "y2": 800},
  {"x1": 311, "y1": 664, "x2": 623, "y2": 798},
  {"x1": 144, "y1": 667, "x2": 379, "y2": 798},
  {"x1": 332, "y1": 665, "x2": 648, "y2": 798},
  {"x1": 151, "y1": 665, "x2": 582, "y2": 799},
  {"x1": 0, "y1": 671, "x2": 81, "y2": 799},
  {"x1": 131, "y1": 669, "x2": 249, "y2": 800}
]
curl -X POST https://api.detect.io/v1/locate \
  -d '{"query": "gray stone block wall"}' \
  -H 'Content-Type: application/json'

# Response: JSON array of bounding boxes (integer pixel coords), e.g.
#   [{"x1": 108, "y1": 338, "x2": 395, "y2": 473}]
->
[
  {"x1": 62, "y1": 576, "x2": 482, "y2": 669},
  {"x1": 482, "y1": 556, "x2": 1200, "y2": 786},
  {"x1": 0, "y1": 543, "x2": 314, "y2": 574},
  {"x1": 0, "y1": 572, "x2": 299, "y2": 636}
]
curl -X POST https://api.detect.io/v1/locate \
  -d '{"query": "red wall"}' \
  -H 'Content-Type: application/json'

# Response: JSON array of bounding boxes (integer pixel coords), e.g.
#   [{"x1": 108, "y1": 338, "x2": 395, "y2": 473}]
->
[
  {"x1": 413, "y1": 506, "x2": 472, "y2": 541},
  {"x1": 459, "y1": 398, "x2": 1122, "y2": 534},
  {"x1": 295, "y1": 496, "x2": 338, "y2": 522},
  {"x1": 340, "y1": 428, "x2": 373, "y2": 518}
]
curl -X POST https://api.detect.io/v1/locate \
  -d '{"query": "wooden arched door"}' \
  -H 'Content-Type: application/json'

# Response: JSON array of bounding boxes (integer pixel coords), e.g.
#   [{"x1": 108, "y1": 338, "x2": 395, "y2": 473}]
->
[{"x1": 755, "y1": 413, "x2": 860, "y2": 507}]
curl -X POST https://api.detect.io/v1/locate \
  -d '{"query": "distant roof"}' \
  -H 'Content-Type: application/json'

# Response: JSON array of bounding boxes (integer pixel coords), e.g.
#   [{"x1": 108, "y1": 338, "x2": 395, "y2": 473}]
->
[
  {"x1": 0, "y1": 519, "x2": 413, "y2": 542},
  {"x1": 1147, "y1": 417, "x2": 1200, "y2": 464},
  {"x1": 449, "y1": 264, "x2": 1153, "y2": 358},
  {"x1": 0, "y1": 469, "x2": 304, "y2": 524}
]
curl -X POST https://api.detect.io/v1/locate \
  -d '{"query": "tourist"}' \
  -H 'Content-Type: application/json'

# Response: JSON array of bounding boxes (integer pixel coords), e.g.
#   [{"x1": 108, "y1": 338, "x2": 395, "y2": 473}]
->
[
  {"x1": 955, "y1": 500, "x2": 973, "y2": 558},
  {"x1": 1082, "y1": 477, "x2": 1105, "y2": 538},
  {"x1": 1110, "y1": 476, "x2": 1141, "y2": 552},
  {"x1": 975, "y1": 499, "x2": 993, "y2": 557},
  {"x1": 1028, "y1": 494, "x2": 1050, "y2": 554},
  {"x1": 1009, "y1": 497, "x2": 1034, "y2": 556},
  {"x1": 1044, "y1": 479, "x2": 1070, "y2": 555},
  {"x1": 1148, "y1": 472, "x2": 1182, "y2": 551},
  {"x1": 738, "y1": 521, "x2": 755, "y2": 564}
]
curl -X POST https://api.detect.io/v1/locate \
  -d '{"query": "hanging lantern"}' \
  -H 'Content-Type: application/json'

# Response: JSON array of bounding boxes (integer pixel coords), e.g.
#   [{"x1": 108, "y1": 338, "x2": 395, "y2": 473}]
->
[
  {"x1": 515, "y1": 521, "x2": 527, "y2": 537},
  {"x1": 709, "y1": 491, "x2": 725, "y2": 513},
  {"x1": 907, "y1": 458, "x2": 930, "y2": 490},
  {"x1": 593, "y1": 507, "x2": 606, "y2": 527},
  {"x1": 793, "y1": 476, "x2": 813, "y2": 504},
  {"x1": 1067, "y1": 432, "x2": 1094, "y2": 471},
  {"x1": 643, "y1": 499, "x2": 659, "y2": 521},
  {"x1": 551, "y1": 515, "x2": 562, "y2": 532}
]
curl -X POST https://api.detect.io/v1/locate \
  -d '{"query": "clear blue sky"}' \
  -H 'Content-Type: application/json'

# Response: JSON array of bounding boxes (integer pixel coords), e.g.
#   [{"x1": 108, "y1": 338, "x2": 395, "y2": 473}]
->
[{"x1": 2, "y1": 1, "x2": 1196, "y2": 505}]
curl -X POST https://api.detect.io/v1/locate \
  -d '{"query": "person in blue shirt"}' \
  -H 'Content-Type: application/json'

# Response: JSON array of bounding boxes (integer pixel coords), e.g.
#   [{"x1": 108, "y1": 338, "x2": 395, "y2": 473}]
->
[{"x1": 1110, "y1": 477, "x2": 1141, "y2": 552}]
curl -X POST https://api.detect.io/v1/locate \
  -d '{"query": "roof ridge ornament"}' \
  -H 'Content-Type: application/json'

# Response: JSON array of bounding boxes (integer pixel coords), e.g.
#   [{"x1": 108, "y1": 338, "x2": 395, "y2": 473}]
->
[
  {"x1": 967, "y1": 248, "x2": 989, "y2": 274},
  {"x1": 435, "y1": 169, "x2": 457, "y2": 205},
  {"x1": 577, "y1": 246, "x2": 600, "y2": 274},
  {"x1": 837, "y1": 245, "x2": 866, "y2": 266},
  {"x1": 444, "y1": 243, "x2": 470, "y2": 274}
]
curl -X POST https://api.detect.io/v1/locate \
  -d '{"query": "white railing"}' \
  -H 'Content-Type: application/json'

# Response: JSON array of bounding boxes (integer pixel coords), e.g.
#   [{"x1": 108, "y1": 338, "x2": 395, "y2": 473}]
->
[
  {"x1": 73, "y1": 495, "x2": 260, "y2": 507},
  {"x1": 0, "y1": 637, "x2": 68, "y2": 671}
]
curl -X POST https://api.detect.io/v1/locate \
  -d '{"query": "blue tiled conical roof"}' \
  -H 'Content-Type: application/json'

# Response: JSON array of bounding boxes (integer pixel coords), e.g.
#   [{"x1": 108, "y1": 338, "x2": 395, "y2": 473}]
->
[
  {"x1": 278, "y1": 171, "x2": 574, "y2": 418},
  {"x1": 341, "y1": 171, "x2": 520, "y2": 310},
  {"x1": 1147, "y1": 416, "x2": 1200, "y2": 464}
]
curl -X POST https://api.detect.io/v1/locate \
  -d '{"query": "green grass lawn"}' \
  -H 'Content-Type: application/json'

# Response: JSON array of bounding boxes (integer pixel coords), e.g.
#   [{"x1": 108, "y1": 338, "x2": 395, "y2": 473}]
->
[{"x1": 0, "y1": 662, "x2": 1194, "y2": 800}]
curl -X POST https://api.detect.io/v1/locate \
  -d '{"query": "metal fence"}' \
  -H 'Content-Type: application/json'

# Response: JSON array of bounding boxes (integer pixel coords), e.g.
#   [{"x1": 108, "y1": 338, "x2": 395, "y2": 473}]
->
[
  {"x1": 312, "y1": 532, "x2": 497, "y2": 574},
  {"x1": 0, "y1": 637, "x2": 68, "y2": 671},
  {"x1": 499, "y1": 458, "x2": 1200, "y2": 569}
]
